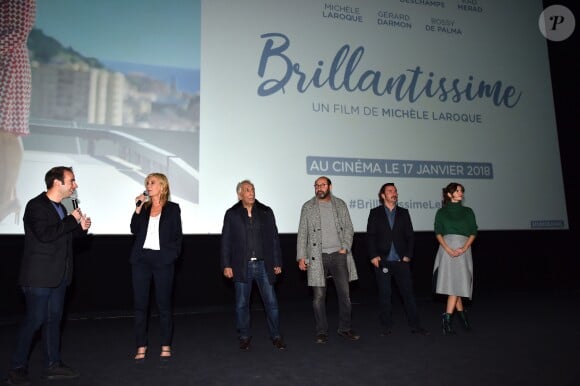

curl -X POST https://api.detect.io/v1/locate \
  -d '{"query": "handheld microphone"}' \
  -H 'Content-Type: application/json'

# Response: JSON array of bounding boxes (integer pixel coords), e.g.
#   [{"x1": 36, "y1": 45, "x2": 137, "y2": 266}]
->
[
  {"x1": 136, "y1": 191, "x2": 148, "y2": 207},
  {"x1": 71, "y1": 191, "x2": 79, "y2": 210},
  {"x1": 379, "y1": 259, "x2": 389, "y2": 274}
]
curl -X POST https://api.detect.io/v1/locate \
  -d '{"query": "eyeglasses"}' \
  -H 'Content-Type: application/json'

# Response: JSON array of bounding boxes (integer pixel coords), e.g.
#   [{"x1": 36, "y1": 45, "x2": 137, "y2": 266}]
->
[{"x1": 314, "y1": 183, "x2": 328, "y2": 188}]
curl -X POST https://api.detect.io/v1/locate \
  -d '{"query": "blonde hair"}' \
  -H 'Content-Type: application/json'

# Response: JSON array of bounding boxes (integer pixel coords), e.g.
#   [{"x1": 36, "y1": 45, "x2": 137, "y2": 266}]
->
[{"x1": 145, "y1": 173, "x2": 170, "y2": 206}]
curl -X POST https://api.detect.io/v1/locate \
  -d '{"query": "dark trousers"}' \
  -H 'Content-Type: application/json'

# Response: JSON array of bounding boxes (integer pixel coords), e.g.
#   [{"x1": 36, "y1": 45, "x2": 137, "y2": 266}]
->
[
  {"x1": 374, "y1": 261, "x2": 420, "y2": 329},
  {"x1": 11, "y1": 278, "x2": 67, "y2": 369},
  {"x1": 312, "y1": 252, "x2": 352, "y2": 334},
  {"x1": 132, "y1": 250, "x2": 175, "y2": 347}
]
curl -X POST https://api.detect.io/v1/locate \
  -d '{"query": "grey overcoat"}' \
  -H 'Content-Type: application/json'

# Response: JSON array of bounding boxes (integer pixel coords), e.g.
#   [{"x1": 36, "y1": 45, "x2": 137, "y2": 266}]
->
[{"x1": 296, "y1": 195, "x2": 358, "y2": 287}]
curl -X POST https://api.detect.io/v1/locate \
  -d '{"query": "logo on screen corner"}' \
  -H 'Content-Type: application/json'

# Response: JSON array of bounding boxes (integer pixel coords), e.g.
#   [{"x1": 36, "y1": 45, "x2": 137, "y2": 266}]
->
[
  {"x1": 539, "y1": 5, "x2": 575, "y2": 42},
  {"x1": 530, "y1": 220, "x2": 565, "y2": 229}
]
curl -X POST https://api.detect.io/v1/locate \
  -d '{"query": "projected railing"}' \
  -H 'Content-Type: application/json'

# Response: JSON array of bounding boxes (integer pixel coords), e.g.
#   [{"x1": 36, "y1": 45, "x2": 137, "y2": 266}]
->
[{"x1": 27, "y1": 119, "x2": 199, "y2": 203}]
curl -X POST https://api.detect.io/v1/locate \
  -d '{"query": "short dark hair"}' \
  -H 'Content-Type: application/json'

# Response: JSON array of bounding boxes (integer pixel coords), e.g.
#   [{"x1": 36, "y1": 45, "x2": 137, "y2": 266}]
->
[
  {"x1": 45, "y1": 166, "x2": 73, "y2": 189},
  {"x1": 378, "y1": 182, "x2": 395, "y2": 204},
  {"x1": 316, "y1": 176, "x2": 332, "y2": 186}
]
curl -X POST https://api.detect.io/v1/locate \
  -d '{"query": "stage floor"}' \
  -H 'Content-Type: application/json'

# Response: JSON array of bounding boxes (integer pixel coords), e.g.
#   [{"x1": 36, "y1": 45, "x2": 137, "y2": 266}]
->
[{"x1": 1, "y1": 292, "x2": 579, "y2": 386}]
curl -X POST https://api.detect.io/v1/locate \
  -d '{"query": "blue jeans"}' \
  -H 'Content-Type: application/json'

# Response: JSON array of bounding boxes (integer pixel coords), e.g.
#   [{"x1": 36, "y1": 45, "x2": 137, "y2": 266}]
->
[
  {"x1": 374, "y1": 261, "x2": 420, "y2": 329},
  {"x1": 234, "y1": 260, "x2": 281, "y2": 340},
  {"x1": 132, "y1": 250, "x2": 175, "y2": 347},
  {"x1": 11, "y1": 278, "x2": 67, "y2": 369},
  {"x1": 312, "y1": 252, "x2": 352, "y2": 334}
]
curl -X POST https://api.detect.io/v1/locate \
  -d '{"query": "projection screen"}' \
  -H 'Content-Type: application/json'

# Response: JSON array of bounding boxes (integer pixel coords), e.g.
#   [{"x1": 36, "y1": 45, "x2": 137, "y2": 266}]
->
[{"x1": 0, "y1": 0, "x2": 568, "y2": 234}]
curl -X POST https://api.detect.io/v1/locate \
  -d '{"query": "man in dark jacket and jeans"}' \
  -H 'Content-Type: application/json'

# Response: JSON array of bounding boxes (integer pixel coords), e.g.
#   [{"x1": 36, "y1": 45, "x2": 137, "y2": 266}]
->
[
  {"x1": 7, "y1": 166, "x2": 91, "y2": 386},
  {"x1": 220, "y1": 180, "x2": 286, "y2": 350}
]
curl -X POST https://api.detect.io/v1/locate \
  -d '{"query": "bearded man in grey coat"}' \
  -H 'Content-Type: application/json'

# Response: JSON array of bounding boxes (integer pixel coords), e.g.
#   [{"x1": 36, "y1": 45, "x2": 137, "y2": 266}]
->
[{"x1": 297, "y1": 176, "x2": 359, "y2": 344}]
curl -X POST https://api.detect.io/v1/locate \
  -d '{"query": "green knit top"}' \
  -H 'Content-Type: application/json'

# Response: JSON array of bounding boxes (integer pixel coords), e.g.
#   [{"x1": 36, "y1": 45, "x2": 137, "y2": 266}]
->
[{"x1": 434, "y1": 202, "x2": 478, "y2": 237}]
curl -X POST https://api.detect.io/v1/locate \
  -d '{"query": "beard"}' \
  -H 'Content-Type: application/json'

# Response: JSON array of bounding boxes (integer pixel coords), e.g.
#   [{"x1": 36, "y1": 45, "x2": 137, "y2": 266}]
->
[{"x1": 316, "y1": 190, "x2": 329, "y2": 199}]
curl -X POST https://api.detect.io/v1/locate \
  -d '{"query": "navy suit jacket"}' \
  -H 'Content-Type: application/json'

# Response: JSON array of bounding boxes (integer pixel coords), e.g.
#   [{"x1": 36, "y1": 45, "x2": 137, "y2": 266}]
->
[
  {"x1": 130, "y1": 201, "x2": 183, "y2": 265},
  {"x1": 366, "y1": 205, "x2": 415, "y2": 261},
  {"x1": 220, "y1": 200, "x2": 282, "y2": 284},
  {"x1": 19, "y1": 193, "x2": 87, "y2": 287}
]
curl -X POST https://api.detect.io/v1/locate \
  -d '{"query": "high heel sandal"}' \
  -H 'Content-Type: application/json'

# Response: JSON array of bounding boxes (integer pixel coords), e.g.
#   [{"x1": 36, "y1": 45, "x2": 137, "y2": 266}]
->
[
  {"x1": 134, "y1": 346, "x2": 147, "y2": 364},
  {"x1": 0, "y1": 199, "x2": 21, "y2": 225},
  {"x1": 160, "y1": 346, "x2": 172, "y2": 362}
]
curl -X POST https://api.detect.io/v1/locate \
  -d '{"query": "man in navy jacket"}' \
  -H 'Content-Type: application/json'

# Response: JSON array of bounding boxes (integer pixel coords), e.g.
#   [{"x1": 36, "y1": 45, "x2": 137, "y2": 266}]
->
[
  {"x1": 220, "y1": 180, "x2": 285, "y2": 350},
  {"x1": 366, "y1": 183, "x2": 428, "y2": 336}
]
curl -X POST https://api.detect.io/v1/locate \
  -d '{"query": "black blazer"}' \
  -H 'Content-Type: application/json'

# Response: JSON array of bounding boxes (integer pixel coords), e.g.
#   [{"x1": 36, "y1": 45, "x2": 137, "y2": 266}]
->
[
  {"x1": 366, "y1": 205, "x2": 415, "y2": 261},
  {"x1": 19, "y1": 193, "x2": 87, "y2": 287},
  {"x1": 220, "y1": 200, "x2": 282, "y2": 284},
  {"x1": 130, "y1": 201, "x2": 183, "y2": 265}
]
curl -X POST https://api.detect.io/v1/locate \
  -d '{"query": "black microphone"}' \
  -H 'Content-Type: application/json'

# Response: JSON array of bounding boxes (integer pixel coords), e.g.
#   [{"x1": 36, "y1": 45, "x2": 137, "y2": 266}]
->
[
  {"x1": 71, "y1": 191, "x2": 79, "y2": 210},
  {"x1": 136, "y1": 191, "x2": 148, "y2": 207}
]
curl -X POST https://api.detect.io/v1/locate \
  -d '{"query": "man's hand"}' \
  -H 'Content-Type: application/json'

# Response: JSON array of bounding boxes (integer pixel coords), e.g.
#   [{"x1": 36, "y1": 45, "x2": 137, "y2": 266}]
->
[
  {"x1": 71, "y1": 208, "x2": 82, "y2": 222},
  {"x1": 223, "y1": 267, "x2": 233, "y2": 278},
  {"x1": 298, "y1": 258, "x2": 308, "y2": 271},
  {"x1": 80, "y1": 215, "x2": 91, "y2": 231}
]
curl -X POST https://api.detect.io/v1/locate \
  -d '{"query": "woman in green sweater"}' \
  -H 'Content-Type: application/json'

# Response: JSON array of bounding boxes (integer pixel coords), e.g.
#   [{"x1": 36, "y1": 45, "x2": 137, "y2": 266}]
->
[{"x1": 433, "y1": 182, "x2": 477, "y2": 334}]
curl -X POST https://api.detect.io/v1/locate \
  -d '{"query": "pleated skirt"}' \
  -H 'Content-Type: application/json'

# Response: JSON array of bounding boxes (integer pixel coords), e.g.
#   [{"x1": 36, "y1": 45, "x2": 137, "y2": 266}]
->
[{"x1": 433, "y1": 234, "x2": 473, "y2": 299}]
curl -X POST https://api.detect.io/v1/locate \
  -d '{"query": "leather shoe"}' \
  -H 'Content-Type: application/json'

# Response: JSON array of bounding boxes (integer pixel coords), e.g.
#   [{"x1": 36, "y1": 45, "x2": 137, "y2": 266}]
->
[
  {"x1": 134, "y1": 346, "x2": 147, "y2": 364},
  {"x1": 239, "y1": 337, "x2": 252, "y2": 350},
  {"x1": 411, "y1": 327, "x2": 430, "y2": 336},
  {"x1": 160, "y1": 346, "x2": 172, "y2": 362},
  {"x1": 7, "y1": 367, "x2": 31, "y2": 386},
  {"x1": 315, "y1": 334, "x2": 328, "y2": 344},
  {"x1": 41, "y1": 362, "x2": 79, "y2": 380},
  {"x1": 272, "y1": 337, "x2": 286, "y2": 350},
  {"x1": 380, "y1": 328, "x2": 392, "y2": 336},
  {"x1": 337, "y1": 329, "x2": 360, "y2": 340}
]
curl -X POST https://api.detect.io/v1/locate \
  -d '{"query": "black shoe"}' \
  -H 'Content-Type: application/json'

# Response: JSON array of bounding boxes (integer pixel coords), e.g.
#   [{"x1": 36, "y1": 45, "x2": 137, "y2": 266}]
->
[
  {"x1": 41, "y1": 362, "x2": 79, "y2": 380},
  {"x1": 337, "y1": 329, "x2": 360, "y2": 341},
  {"x1": 380, "y1": 328, "x2": 392, "y2": 336},
  {"x1": 160, "y1": 347, "x2": 172, "y2": 362},
  {"x1": 272, "y1": 337, "x2": 287, "y2": 350},
  {"x1": 134, "y1": 346, "x2": 147, "y2": 364},
  {"x1": 411, "y1": 327, "x2": 430, "y2": 336},
  {"x1": 6, "y1": 368, "x2": 31, "y2": 386},
  {"x1": 315, "y1": 334, "x2": 328, "y2": 344},
  {"x1": 239, "y1": 337, "x2": 252, "y2": 351}
]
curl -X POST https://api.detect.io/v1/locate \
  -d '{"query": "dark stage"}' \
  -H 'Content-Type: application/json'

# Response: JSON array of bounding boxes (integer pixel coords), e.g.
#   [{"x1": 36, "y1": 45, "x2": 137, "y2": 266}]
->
[
  {"x1": 1, "y1": 290, "x2": 579, "y2": 386},
  {"x1": 2, "y1": 228, "x2": 580, "y2": 386}
]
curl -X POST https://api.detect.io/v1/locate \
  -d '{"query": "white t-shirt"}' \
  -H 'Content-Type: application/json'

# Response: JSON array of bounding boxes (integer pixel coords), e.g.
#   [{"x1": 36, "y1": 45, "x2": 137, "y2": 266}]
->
[{"x1": 142, "y1": 214, "x2": 161, "y2": 250}]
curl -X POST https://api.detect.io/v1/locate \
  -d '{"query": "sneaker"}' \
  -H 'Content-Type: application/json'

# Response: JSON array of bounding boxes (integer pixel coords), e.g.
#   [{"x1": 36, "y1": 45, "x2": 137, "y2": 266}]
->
[
  {"x1": 6, "y1": 368, "x2": 31, "y2": 386},
  {"x1": 41, "y1": 362, "x2": 80, "y2": 380},
  {"x1": 315, "y1": 333, "x2": 328, "y2": 344},
  {"x1": 337, "y1": 329, "x2": 360, "y2": 340}
]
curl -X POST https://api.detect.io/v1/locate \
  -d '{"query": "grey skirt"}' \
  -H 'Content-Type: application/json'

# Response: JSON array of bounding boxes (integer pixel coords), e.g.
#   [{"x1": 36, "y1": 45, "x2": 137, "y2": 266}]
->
[{"x1": 433, "y1": 234, "x2": 473, "y2": 299}]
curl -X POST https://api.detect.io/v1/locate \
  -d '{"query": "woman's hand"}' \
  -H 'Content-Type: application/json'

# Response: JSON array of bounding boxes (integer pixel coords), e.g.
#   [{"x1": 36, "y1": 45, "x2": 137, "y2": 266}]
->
[{"x1": 135, "y1": 193, "x2": 147, "y2": 214}]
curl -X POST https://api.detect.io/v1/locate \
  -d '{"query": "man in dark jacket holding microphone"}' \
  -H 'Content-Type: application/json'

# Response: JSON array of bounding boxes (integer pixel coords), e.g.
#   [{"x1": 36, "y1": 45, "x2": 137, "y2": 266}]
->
[{"x1": 7, "y1": 166, "x2": 91, "y2": 385}]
